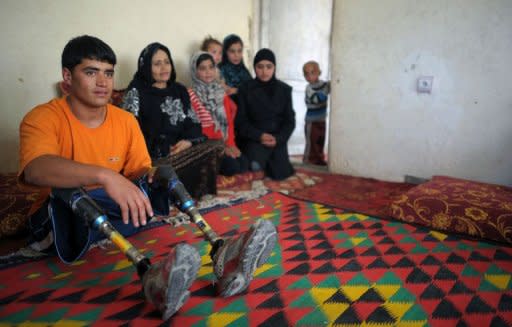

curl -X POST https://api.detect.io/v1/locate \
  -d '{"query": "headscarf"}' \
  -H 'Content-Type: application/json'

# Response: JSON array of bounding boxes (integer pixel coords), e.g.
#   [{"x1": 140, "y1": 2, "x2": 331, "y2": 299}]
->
[
  {"x1": 124, "y1": 42, "x2": 203, "y2": 158},
  {"x1": 125, "y1": 42, "x2": 179, "y2": 135},
  {"x1": 219, "y1": 34, "x2": 252, "y2": 88},
  {"x1": 253, "y1": 48, "x2": 278, "y2": 97},
  {"x1": 190, "y1": 51, "x2": 228, "y2": 139},
  {"x1": 128, "y1": 42, "x2": 176, "y2": 90}
]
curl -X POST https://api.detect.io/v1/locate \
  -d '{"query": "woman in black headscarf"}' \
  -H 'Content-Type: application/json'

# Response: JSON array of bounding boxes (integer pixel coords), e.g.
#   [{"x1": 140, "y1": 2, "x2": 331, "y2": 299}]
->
[
  {"x1": 235, "y1": 48, "x2": 295, "y2": 180},
  {"x1": 122, "y1": 42, "x2": 223, "y2": 198}
]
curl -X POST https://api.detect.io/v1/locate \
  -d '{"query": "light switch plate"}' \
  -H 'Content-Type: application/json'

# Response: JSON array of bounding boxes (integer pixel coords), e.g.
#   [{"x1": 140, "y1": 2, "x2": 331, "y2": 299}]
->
[{"x1": 417, "y1": 76, "x2": 433, "y2": 93}]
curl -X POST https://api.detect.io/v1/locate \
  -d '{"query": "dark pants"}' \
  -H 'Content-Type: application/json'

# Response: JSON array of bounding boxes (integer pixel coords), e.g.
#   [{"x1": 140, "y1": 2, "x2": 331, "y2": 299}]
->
[
  {"x1": 28, "y1": 176, "x2": 169, "y2": 264},
  {"x1": 304, "y1": 120, "x2": 326, "y2": 165},
  {"x1": 219, "y1": 154, "x2": 249, "y2": 176},
  {"x1": 244, "y1": 141, "x2": 295, "y2": 180}
]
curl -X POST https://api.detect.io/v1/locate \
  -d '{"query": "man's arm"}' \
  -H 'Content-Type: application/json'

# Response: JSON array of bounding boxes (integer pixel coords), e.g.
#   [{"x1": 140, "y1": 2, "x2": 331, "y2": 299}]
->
[
  {"x1": 24, "y1": 154, "x2": 108, "y2": 187},
  {"x1": 23, "y1": 155, "x2": 153, "y2": 227}
]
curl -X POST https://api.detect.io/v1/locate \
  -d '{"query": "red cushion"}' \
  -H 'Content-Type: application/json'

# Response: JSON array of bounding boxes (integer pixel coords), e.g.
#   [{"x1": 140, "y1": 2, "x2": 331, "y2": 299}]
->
[
  {"x1": 388, "y1": 175, "x2": 512, "y2": 244},
  {"x1": 0, "y1": 174, "x2": 39, "y2": 238}
]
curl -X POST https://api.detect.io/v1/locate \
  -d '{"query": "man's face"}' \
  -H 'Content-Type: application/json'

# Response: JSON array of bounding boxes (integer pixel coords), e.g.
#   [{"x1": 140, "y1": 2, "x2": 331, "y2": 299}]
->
[
  {"x1": 303, "y1": 64, "x2": 320, "y2": 84},
  {"x1": 63, "y1": 59, "x2": 114, "y2": 108}
]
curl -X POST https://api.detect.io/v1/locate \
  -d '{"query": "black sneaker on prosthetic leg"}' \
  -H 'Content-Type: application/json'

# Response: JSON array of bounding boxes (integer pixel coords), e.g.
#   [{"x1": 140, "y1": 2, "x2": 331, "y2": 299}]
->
[
  {"x1": 213, "y1": 219, "x2": 277, "y2": 297},
  {"x1": 142, "y1": 243, "x2": 201, "y2": 320}
]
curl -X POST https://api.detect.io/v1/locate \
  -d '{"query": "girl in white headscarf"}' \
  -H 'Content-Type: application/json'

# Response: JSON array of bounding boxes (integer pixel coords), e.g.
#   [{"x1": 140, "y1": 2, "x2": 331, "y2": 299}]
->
[{"x1": 188, "y1": 51, "x2": 248, "y2": 176}]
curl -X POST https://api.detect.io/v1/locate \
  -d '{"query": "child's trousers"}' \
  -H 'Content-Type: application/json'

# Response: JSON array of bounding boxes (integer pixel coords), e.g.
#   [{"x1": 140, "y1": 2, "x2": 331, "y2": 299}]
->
[{"x1": 304, "y1": 120, "x2": 326, "y2": 165}]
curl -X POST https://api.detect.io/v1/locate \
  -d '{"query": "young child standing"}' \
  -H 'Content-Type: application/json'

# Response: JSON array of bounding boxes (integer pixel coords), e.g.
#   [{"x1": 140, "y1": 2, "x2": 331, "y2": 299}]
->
[{"x1": 303, "y1": 60, "x2": 329, "y2": 166}]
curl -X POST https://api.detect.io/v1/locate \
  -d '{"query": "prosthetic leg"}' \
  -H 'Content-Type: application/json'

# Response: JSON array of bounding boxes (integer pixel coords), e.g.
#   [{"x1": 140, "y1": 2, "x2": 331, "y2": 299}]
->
[
  {"x1": 153, "y1": 165, "x2": 278, "y2": 297},
  {"x1": 51, "y1": 188, "x2": 201, "y2": 321}
]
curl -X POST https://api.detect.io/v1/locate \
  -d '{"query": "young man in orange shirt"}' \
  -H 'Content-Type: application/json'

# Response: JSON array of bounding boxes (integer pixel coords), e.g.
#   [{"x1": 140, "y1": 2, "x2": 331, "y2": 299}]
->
[{"x1": 19, "y1": 35, "x2": 277, "y2": 320}]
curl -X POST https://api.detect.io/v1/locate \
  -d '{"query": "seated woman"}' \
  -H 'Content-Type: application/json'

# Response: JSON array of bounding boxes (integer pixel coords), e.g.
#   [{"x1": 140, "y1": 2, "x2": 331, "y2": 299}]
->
[
  {"x1": 188, "y1": 51, "x2": 249, "y2": 176},
  {"x1": 122, "y1": 42, "x2": 223, "y2": 198},
  {"x1": 235, "y1": 48, "x2": 296, "y2": 180}
]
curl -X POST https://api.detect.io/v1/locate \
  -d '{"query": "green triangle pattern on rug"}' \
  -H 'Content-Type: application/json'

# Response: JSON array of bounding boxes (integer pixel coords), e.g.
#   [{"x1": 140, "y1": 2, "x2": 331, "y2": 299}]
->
[
  {"x1": 287, "y1": 276, "x2": 314, "y2": 289},
  {"x1": 1, "y1": 192, "x2": 512, "y2": 326},
  {"x1": 184, "y1": 300, "x2": 215, "y2": 316},
  {"x1": 295, "y1": 307, "x2": 328, "y2": 326},
  {"x1": 0, "y1": 307, "x2": 35, "y2": 324},
  {"x1": 316, "y1": 275, "x2": 342, "y2": 289},
  {"x1": 290, "y1": 291, "x2": 317, "y2": 308},
  {"x1": 346, "y1": 273, "x2": 371, "y2": 286},
  {"x1": 68, "y1": 307, "x2": 103, "y2": 322}
]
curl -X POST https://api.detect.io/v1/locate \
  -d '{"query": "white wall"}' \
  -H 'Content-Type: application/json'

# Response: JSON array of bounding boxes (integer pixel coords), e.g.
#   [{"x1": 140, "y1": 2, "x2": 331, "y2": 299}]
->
[
  {"x1": 0, "y1": 0, "x2": 253, "y2": 173},
  {"x1": 329, "y1": 0, "x2": 512, "y2": 186},
  {"x1": 260, "y1": 0, "x2": 332, "y2": 155}
]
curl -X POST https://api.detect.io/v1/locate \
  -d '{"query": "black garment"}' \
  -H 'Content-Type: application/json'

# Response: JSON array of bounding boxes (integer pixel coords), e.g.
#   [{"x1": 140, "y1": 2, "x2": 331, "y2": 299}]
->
[
  {"x1": 123, "y1": 83, "x2": 205, "y2": 158},
  {"x1": 122, "y1": 43, "x2": 206, "y2": 159},
  {"x1": 235, "y1": 78, "x2": 296, "y2": 180},
  {"x1": 220, "y1": 154, "x2": 249, "y2": 177},
  {"x1": 122, "y1": 43, "x2": 219, "y2": 197},
  {"x1": 253, "y1": 48, "x2": 276, "y2": 66}
]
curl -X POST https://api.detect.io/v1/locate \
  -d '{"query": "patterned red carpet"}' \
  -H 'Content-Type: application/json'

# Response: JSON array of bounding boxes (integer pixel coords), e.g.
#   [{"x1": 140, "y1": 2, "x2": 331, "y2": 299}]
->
[
  {"x1": 290, "y1": 171, "x2": 416, "y2": 218},
  {"x1": 1, "y1": 192, "x2": 511, "y2": 326}
]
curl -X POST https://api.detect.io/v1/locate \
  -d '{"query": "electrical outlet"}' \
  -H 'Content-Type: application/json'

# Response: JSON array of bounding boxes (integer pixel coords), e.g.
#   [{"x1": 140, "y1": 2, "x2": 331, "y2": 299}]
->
[{"x1": 417, "y1": 76, "x2": 433, "y2": 93}]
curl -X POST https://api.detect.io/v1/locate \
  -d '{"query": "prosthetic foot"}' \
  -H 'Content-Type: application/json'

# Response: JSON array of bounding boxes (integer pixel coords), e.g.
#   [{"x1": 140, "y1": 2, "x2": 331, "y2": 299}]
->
[
  {"x1": 154, "y1": 165, "x2": 279, "y2": 296},
  {"x1": 143, "y1": 243, "x2": 200, "y2": 320},
  {"x1": 212, "y1": 219, "x2": 277, "y2": 297},
  {"x1": 51, "y1": 188, "x2": 200, "y2": 320}
]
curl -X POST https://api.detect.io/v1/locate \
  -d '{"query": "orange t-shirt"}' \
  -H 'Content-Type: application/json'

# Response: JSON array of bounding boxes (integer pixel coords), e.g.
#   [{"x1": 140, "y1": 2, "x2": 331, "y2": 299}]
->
[{"x1": 19, "y1": 97, "x2": 151, "y2": 214}]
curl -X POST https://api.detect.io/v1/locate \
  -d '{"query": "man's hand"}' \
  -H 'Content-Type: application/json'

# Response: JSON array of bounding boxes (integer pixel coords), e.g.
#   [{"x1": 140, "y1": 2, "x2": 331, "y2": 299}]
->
[
  {"x1": 23, "y1": 155, "x2": 154, "y2": 228},
  {"x1": 101, "y1": 170, "x2": 153, "y2": 227},
  {"x1": 260, "y1": 133, "x2": 276, "y2": 147},
  {"x1": 170, "y1": 140, "x2": 192, "y2": 155}
]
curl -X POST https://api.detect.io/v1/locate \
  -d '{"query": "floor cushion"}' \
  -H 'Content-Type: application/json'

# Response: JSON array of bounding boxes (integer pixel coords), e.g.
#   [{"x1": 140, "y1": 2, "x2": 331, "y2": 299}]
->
[{"x1": 388, "y1": 175, "x2": 512, "y2": 244}]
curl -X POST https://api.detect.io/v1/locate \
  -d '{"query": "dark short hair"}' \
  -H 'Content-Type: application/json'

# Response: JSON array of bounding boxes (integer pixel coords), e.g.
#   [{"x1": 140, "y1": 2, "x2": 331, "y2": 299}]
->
[{"x1": 61, "y1": 35, "x2": 116, "y2": 70}]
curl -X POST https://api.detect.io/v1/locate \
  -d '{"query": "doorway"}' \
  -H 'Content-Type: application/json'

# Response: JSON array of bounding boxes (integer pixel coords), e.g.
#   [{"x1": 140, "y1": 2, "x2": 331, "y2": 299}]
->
[{"x1": 253, "y1": 0, "x2": 333, "y2": 157}]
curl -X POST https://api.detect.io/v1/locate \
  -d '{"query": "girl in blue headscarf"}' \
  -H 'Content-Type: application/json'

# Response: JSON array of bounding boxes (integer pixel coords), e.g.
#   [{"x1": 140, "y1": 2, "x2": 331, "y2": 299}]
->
[{"x1": 218, "y1": 34, "x2": 252, "y2": 101}]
